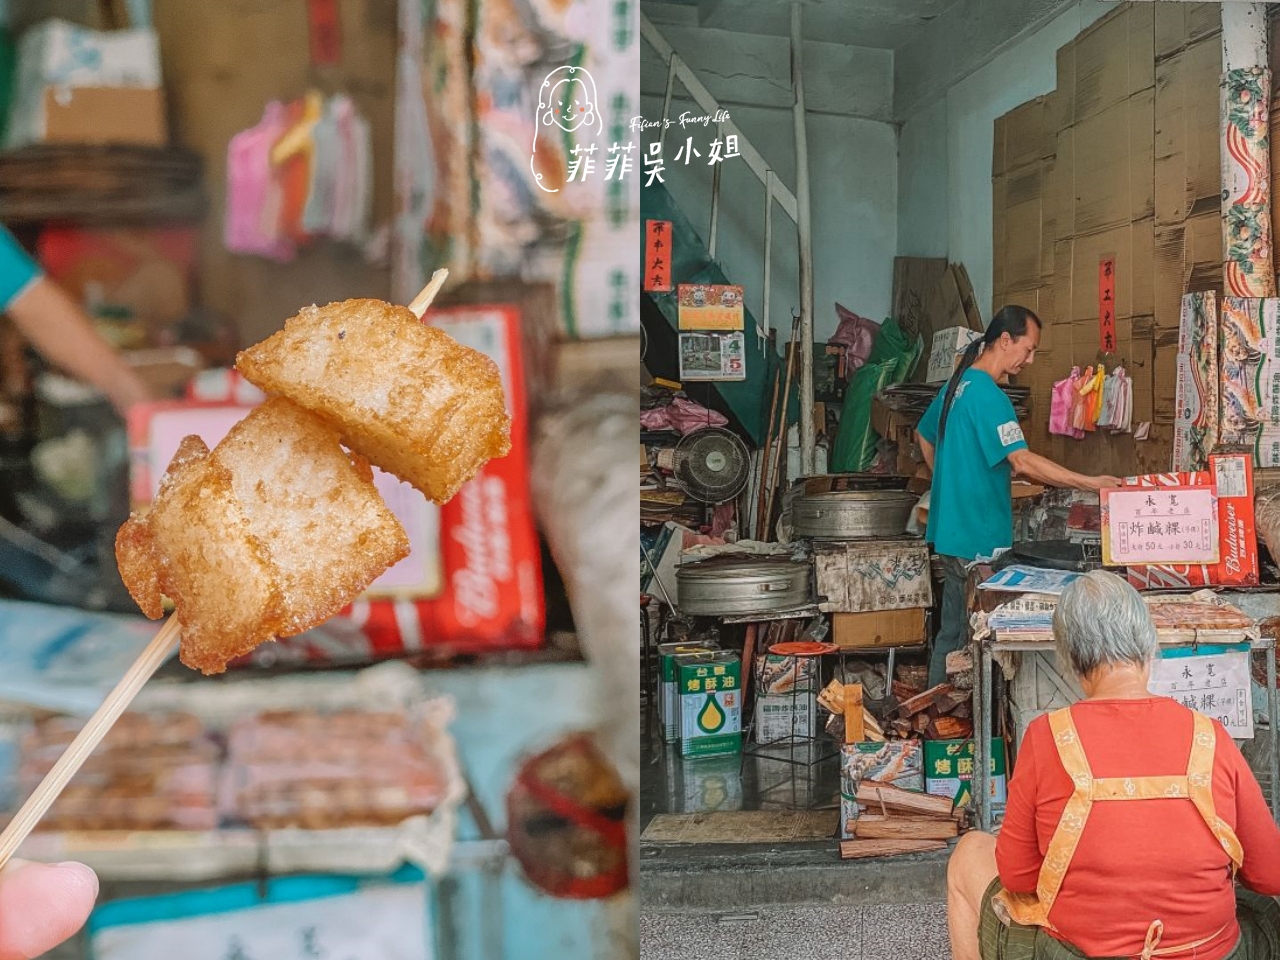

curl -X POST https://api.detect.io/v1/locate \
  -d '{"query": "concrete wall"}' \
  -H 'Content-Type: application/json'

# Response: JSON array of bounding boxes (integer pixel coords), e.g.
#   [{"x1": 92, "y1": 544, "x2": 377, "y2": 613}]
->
[
  {"x1": 897, "y1": 0, "x2": 1112, "y2": 321},
  {"x1": 640, "y1": 28, "x2": 898, "y2": 342}
]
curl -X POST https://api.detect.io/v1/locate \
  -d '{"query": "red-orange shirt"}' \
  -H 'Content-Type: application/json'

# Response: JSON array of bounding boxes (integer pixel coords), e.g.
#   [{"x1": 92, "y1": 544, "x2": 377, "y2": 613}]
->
[{"x1": 996, "y1": 698, "x2": 1280, "y2": 960}]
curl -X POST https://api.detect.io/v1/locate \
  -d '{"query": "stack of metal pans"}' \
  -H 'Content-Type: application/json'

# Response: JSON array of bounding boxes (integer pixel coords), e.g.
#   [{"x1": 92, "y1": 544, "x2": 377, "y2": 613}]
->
[
  {"x1": 792, "y1": 490, "x2": 917, "y2": 540},
  {"x1": 677, "y1": 557, "x2": 812, "y2": 617}
]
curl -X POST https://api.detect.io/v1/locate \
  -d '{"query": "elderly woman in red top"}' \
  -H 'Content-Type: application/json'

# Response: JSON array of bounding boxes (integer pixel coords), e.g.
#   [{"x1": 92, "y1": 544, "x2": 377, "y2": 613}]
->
[{"x1": 947, "y1": 570, "x2": 1280, "y2": 960}]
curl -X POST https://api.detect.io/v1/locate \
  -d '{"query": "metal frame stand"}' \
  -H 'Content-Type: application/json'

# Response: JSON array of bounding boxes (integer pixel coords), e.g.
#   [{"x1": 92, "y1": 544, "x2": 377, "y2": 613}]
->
[{"x1": 972, "y1": 635, "x2": 1280, "y2": 831}]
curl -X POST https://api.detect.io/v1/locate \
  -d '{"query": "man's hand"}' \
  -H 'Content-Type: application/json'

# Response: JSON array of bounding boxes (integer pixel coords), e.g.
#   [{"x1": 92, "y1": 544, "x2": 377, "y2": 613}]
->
[
  {"x1": 0, "y1": 858, "x2": 97, "y2": 959},
  {"x1": 1091, "y1": 475, "x2": 1123, "y2": 490}
]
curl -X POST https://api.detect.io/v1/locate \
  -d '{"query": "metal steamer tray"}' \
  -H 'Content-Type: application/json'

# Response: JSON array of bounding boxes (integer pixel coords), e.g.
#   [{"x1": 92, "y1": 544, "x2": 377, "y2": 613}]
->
[
  {"x1": 792, "y1": 490, "x2": 917, "y2": 540},
  {"x1": 676, "y1": 557, "x2": 813, "y2": 616}
]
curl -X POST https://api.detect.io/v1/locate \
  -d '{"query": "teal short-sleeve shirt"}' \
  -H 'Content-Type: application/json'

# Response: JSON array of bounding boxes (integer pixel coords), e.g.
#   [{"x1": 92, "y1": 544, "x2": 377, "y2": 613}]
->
[
  {"x1": 0, "y1": 225, "x2": 40, "y2": 310},
  {"x1": 917, "y1": 369, "x2": 1027, "y2": 561}
]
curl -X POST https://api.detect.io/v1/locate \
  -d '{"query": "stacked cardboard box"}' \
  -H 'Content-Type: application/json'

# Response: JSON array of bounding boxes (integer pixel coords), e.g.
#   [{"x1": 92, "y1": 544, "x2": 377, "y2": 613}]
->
[{"x1": 991, "y1": 3, "x2": 1222, "y2": 474}]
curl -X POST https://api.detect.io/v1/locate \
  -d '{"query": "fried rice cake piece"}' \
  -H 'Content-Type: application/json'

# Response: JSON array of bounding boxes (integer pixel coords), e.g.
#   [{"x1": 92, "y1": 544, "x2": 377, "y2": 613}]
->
[
  {"x1": 115, "y1": 434, "x2": 286, "y2": 674},
  {"x1": 235, "y1": 298, "x2": 510, "y2": 504},
  {"x1": 116, "y1": 398, "x2": 410, "y2": 675}
]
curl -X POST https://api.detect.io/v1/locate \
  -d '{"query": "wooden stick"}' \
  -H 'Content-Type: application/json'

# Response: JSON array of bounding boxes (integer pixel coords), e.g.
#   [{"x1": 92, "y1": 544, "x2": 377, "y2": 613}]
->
[
  {"x1": 755, "y1": 364, "x2": 782, "y2": 540},
  {"x1": 763, "y1": 316, "x2": 801, "y2": 539},
  {"x1": 843, "y1": 683, "x2": 864, "y2": 744},
  {"x1": 408, "y1": 269, "x2": 449, "y2": 318},
  {"x1": 840, "y1": 838, "x2": 946, "y2": 860},
  {"x1": 852, "y1": 816, "x2": 958, "y2": 841},
  {"x1": 0, "y1": 617, "x2": 180, "y2": 868}
]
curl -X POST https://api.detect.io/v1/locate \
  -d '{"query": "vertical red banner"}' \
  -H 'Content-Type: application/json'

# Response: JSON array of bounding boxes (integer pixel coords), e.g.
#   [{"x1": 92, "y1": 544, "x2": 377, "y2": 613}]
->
[
  {"x1": 645, "y1": 220, "x2": 673, "y2": 292},
  {"x1": 308, "y1": 0, "x2": 343, "y2": 66},
  {"x1": 1098, "y1": 256, "x2": 1116, "y2": 354}
]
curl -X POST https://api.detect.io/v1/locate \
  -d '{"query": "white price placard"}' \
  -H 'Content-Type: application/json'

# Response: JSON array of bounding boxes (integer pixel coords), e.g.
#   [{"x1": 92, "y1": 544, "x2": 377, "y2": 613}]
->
[{"x1": 1149, "y1": 645, "x2": 1253, "y2": 739}]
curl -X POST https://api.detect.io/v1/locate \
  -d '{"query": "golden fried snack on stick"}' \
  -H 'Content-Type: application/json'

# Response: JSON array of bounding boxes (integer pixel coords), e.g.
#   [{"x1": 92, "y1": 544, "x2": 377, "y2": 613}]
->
[
  {"x1": 0, "y1": 279, "x2": 456, "y2": 868},
  {"x1": 236, "y1": 295, "x2": 510, "y2": 504},
  {"x1": 116, "y1": 397, "x2": 409, "y2": 674}
]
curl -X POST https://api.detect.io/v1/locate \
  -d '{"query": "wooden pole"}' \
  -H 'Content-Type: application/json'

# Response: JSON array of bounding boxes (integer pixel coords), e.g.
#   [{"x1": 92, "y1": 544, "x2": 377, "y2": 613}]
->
[{"x1": 763, "y1": 315, "x2": 801, "y2": 540}]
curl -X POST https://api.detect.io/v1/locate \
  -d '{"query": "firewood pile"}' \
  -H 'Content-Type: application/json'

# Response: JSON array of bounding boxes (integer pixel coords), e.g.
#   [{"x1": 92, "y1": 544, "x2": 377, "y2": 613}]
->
[
  {"x1": 889, "y1": 683, "x2": 973, "y2": 740},
  {"x1": 819, "y1": 679, "x2": 972, "y2": 742},
  {"x1": 840, "y1": 781, "x2": 961, "y2": 860}
]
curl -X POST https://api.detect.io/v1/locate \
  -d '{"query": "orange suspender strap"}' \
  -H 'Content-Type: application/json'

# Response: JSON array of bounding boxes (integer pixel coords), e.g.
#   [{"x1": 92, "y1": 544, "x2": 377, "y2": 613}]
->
[
  {"x1": 995, "y1": 708, "x2": 1244, "y2": 951},
  {"x1": 1184, "y1": 712, "x2": 1244, "y2": 873}
]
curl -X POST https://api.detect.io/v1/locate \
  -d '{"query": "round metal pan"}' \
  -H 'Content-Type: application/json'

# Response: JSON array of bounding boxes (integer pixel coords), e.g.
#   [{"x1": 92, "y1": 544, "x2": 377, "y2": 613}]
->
[
  {"x1": 792, "y1": 490, "x2": 917, "y2": 540},
  {"x1": 677, "y1": 558, "x2": 812, "y2": 616}
]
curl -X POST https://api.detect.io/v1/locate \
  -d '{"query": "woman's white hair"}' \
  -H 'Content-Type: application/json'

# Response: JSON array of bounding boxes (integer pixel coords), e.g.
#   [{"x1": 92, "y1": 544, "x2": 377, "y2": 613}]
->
[{"x1": 1053, "y1": 570, "x2": 1158, "y2": 678}]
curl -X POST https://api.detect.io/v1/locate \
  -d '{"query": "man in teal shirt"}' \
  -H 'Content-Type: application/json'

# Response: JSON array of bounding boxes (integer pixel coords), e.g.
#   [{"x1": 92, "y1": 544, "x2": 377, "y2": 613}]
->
[
  {"x1": 916, "y1": 306, "x2": 1117, "y2": 686},
  {"x1": 0, "y1": 224, "x2": 150, "y2": 417}
]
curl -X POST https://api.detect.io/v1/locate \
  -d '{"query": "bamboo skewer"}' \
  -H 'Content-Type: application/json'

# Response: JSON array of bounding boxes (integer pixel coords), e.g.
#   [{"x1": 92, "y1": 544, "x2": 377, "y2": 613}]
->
[
  {"x1": 0, "y1": 617, "x2": 180, "y2": 868},
  {"x1": 408, "y1": 269, "x2": 449, "y2": 318},
  {"x1": 0, "y1": 273, "x2": 453, "y2": 870}
]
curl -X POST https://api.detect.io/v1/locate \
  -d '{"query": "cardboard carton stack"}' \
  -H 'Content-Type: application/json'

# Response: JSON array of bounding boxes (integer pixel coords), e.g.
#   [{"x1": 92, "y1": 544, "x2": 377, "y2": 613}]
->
[
  {"x1": 7, "y1": 19, "x2": 168, "y2": 149},
  {"x1": 991, "y1": 3, "x2": 1222, "y2": 475}
]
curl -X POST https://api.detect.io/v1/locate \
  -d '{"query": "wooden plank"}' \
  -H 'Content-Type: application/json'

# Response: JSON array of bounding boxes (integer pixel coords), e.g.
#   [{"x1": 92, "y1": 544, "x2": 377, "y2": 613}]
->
[
  {"x1": 898, "y1": 683, "x2": 957, "y2": 719},
  {"x1": 839, "y1": 838, "x2": 947, "y2": 860},
  {"x1": 852, "y1": 815, "x2": 959, "y2": 841},
  {"x1": 844, "y1": 683, "x2": 864, "y2": 744},
  {"x1": 855, "y1": 782, "x2": 956, "y2": 819},
  {"x1": 927, "y1": 716, "x2": 975, "y2": 740}
]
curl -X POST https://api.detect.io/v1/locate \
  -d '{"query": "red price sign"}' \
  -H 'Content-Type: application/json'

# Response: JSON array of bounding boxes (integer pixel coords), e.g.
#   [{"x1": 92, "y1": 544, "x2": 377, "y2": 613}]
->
[
  {"x1": 1098, "y1": 255, "x2": 1116, "y2": 354},
  {"x1": 645, "y1": 220, "x2": 673, "y2": 292}
]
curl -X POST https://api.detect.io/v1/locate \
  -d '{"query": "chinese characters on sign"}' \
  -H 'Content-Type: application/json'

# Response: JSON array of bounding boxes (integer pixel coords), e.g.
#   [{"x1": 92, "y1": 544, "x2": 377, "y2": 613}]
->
[
  {"x1": 645, "y1": 220, "x2": 672, "y2": 292},
  {"x1": 1101, "y1": 485, "x2": 1219, "y2": 565},
  {"x1": 1098, "y1": 256, "x2": 1116, "y2": 354},
  {"x1": 677, "y1": 284, "x2": 744, "y2": 331},
  {"x1": 1149, "y1": 645, "x2": 1252, "y2": 738}
]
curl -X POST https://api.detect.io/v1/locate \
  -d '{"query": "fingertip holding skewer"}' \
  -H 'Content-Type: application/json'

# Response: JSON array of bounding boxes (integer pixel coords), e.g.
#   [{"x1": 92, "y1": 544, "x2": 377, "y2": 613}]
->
[{"x1": 408, "y1": 269, "x2": 449, "y2": 319}]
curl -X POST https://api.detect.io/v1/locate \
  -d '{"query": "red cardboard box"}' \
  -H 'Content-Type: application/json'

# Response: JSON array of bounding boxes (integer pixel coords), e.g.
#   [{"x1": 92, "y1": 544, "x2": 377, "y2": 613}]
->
[
  {"x1": 1124, "y1": 453, "x2": 1258, "y2": 588},
  {"x1": 127, "y1": 303, "x2": 544, "y2": 659}
]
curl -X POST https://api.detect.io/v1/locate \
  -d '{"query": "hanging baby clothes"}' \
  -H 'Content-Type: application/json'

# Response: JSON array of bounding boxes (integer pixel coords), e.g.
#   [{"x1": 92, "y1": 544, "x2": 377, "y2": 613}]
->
[
  {"x1": 1070, "y1": 366, "x2": 1092, "y2": 436},
  {"x1": 225, "y1": 101, "x2": 296, "y2": 262},
  {"x1": 1113, "y1": 367, "x2": 1132, "y2": 433},
  {"x1": 274, "y1": 91, "x2": 323, "y2": 244},
  {"x1": 1097, "y1": 368, "x2": 1117, "y2": 430},
  {"x1": 302, "y1": 97, "x2": 340, "y2": 236},
  {"x1": 224, "y1": 91, "x2": 375, "y2": 261},
  {"x1": 1050, "y1": 367, "x2": 1083, "y2": 438},
  {"x1": 329, "y1": 94, "x2": 372, "y2": 245},
  {"x1": 1090, "y1": 365, "x2": 1107, "y2": 429}
]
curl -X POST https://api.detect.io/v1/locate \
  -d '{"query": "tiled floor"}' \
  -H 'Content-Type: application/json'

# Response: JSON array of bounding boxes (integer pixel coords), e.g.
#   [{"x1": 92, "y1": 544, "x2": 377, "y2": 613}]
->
[{"x1": 640, "y1": 902, "x2": 951, "y2": 960}]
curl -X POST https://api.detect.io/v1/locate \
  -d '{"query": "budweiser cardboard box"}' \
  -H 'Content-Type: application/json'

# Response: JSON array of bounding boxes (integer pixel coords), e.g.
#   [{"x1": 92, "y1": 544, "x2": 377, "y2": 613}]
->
[
  {"x1": 1124, "y1": 452, "x2": 1258, "y2": 588},
  {"x1": 128, "y1": 304, "x2": 544, "y2": 659}
]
